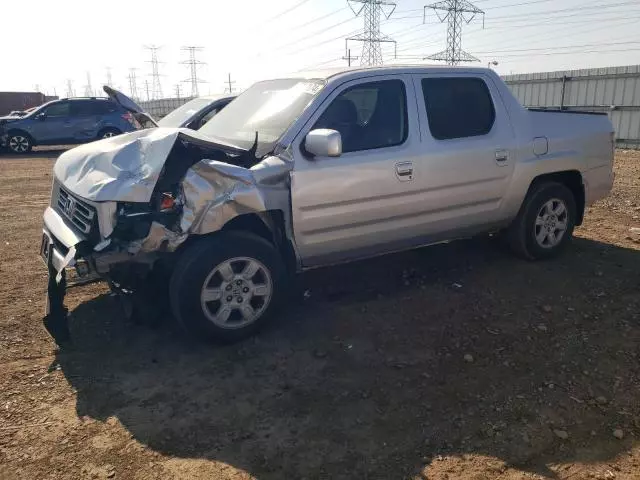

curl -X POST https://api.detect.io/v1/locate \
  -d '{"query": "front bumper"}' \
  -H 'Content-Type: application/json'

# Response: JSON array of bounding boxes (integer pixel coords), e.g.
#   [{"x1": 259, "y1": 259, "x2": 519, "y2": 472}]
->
[
  {"x1": 41, "y1": 206, "x2": 103, "y2": 286},
  {"x1": 42, "y1": 204, "x2": 166, "y2": 289},
  {"x1": 42, "y1": 207, "x2": 84, "y2": 271}
]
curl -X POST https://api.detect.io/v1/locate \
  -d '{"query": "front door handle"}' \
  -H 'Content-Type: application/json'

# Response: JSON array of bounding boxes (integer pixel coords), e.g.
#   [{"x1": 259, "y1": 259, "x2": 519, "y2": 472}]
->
[
  {"x1": 395, "y1": 161, "x2": 413, "y2": 181},
  {"x1": 495, "y1": 149, "x2": 509, "y2": 164}
]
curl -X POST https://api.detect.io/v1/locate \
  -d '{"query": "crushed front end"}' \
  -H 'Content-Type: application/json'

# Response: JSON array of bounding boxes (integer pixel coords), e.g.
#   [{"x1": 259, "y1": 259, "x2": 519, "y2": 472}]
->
[
  {"x1": 40, "y1": 178, "x2": 186, "y2": 345},
  {"x1": 40, "y1": 127, "x2": 294, "y2": 346}
]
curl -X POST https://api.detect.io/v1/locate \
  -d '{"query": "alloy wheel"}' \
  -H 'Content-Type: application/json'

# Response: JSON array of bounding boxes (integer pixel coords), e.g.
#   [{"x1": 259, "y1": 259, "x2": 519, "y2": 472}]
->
[
  {"x1": 534, "y1": 198, "x2": 568, "y2": 248},
  {"x1": 8, "y1": 135, "x2": 29, "y2": 153},
  {"x1": 200, "y1": 256, "x2": 273, "y2": 329}
]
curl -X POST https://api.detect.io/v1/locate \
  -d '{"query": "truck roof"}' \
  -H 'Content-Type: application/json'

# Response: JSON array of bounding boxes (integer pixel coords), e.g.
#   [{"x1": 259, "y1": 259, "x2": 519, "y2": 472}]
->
[{"x1": 288, "y1": 64, "x2": 496, "y2": 82}]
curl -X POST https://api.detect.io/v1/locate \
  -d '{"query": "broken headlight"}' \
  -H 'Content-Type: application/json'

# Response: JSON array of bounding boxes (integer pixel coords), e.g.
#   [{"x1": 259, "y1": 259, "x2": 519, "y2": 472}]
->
[{"x1": 113, "y1": 203, "x2": 154, "y2": 241}]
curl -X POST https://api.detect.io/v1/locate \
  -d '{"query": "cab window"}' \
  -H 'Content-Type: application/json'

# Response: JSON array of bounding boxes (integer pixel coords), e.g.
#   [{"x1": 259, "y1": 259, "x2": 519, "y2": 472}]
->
[
  {"x1": 313, "y1": 79, "x2": 408, "y2": 153},
  {"x1": 421, "y1": 77, "x2": 495, "y2": 140}
]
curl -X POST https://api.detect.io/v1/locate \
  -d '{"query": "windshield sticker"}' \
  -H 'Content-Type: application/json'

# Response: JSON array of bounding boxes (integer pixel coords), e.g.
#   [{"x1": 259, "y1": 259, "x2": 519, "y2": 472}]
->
[{"x1": 299, "y1": 82, "x2": 323, "y2": 95}]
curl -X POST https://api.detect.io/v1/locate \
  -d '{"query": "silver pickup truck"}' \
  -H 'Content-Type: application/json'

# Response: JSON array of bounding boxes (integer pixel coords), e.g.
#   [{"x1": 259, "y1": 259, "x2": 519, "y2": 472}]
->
[{"x1": 41, "y1": 66, "x2": 614, "y2": 344}]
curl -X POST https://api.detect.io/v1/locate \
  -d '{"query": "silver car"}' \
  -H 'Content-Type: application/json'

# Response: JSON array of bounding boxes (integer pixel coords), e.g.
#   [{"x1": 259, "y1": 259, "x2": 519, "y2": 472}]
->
[{"x1": 41, "y1": 66, "x2": 614, "y2": 344}]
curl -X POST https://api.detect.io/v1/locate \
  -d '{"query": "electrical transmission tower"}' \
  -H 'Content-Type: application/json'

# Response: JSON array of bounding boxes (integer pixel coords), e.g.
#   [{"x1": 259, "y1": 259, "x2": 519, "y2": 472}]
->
[
  {"x1": 127, "y1": 68, "x2": 139, "y2": 100},
  {"x1": 66, "y1": 80, "x2": 75, "y2": 98},
  {"x1": 105, "y1": 67, "x2": 113, "y2": 86},
  {"x1": 84, "y1": 72, "x2": 93, "y2": 97},
  {"x1": 174, "y1": 84, "x2": 182, "y2": 99},
  {"x1": 145, "y1": 45, "x2": 164, "y2": 99},
  {"x1": 423, "y1": 0, "x2": 484, "y2": 65},
  {"x1": 181, "y1": 46, "x2": 206, "y2": 97},
  {"x1": 346, "y1": 0, "x2": 397, "y2": 66}
]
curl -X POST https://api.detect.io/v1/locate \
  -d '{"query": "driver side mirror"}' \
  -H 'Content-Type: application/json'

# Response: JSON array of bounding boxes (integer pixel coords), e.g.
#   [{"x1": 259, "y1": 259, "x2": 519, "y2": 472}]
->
[
  {"x1": 304, "y1": 129, "x2": 342, "y2": 158},
  {"x1": 35, "y1": 113, "x2": 46, "y2": 121}
]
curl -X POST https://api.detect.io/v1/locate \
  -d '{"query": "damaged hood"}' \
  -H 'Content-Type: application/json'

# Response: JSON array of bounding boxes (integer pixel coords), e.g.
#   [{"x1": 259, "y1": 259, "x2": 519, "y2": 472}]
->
[{"x1": 54, "y1": 127, "x2": 248, "y2": 203}]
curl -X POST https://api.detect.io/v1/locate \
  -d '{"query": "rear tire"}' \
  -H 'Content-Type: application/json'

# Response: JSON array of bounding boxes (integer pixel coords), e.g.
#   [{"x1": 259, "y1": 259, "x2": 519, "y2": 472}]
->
[
  {"x1": 508, "y1": 182, "x2": 577, "y2": 260},
  {"x1": 7, "y1": 132, "x2": 32, "y2": 154},
  {"x1": 98, "y1": 127, "x2": 121, "y2": 140},
  {"x1": 169, "y1": 231, "x2": 286, "y2": 343}
]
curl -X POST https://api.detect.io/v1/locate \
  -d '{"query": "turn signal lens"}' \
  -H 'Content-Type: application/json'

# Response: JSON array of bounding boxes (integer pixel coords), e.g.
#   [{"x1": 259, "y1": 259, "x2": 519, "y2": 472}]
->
[{"x1": 160, "y1": 193, "x2": 175, "y2": 211}]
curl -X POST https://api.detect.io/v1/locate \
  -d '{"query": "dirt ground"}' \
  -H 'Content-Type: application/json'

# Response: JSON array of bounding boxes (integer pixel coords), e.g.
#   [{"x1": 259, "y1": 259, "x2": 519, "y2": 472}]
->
[{"x1": 0, "y1": 149, "x2": 639, "y2": 480}]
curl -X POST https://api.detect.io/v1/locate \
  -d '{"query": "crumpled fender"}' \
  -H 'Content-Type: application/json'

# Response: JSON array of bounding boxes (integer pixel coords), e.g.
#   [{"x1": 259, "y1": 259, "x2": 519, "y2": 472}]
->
[
  {"x1": 180, "y1": 160, "x2": 266, "y2": 234},
  {"x1": 127, "y1": 152, "x2": 293, "y2": 255},
  {"x1": 53, "y1": 127, "x2": 246, "y2": 203},
  {"x1": 184, "y1": 154, "x2": 293, "y2": 234}
]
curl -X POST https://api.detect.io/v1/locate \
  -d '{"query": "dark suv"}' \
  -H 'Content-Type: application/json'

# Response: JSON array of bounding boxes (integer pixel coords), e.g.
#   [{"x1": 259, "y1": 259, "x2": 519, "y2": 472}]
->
[{"x1": 0, "y1": 97, "x2": 140, "y2": 154}]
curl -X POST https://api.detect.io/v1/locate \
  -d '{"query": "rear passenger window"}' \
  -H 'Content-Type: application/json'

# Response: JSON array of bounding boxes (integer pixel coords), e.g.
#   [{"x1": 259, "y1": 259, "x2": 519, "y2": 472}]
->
[
  {"x1": 421, "y1": 77, "x2": 495, "y2": 140},
  {"x1": 94, "y1": 101, "x2": 118, "y2": 114},
  {"x1": 313, "y1": 79, "x2": 407, "y2": 153},
  {"x1": 71, "y1": 101, "x2": 95, "y2": 116}
]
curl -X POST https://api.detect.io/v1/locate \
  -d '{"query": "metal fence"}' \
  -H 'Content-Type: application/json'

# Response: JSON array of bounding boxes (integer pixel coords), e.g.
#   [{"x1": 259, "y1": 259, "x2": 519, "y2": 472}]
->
[
  {"x1": 503, "y1": 65, "x2": 640, "y2": 149},
  {"x1": 139, "y1": 97, "x2": 192, "y2": 119}
]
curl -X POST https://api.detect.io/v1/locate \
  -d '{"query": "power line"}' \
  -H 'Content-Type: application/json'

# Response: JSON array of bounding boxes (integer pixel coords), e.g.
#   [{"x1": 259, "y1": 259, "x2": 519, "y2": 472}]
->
[
  {"x1": 424, "y1": 0, "x2": 485, "y2": 65},
  {"x1": 224, "y1": 73, "x2": 236, "y2": 94},
  {"x1": 383, "y1": 0, "x2": 639, "y2": 23},
  {"x1": 395, "y1": 0, "x2": 638, "y2": 58},
  {"x1": 287, "y1": 26, "x2": 362, "y2": 56},
  {"x1": 396, "y1": 11, "x2": 637, "y2": 55},
  {"x1": 346, "y1": 0, "x2": 398, "y2": 66},
  {"x1": 473, "y1": 39, "x2": 640, "y2": 54},
  {"x1": 398, "y1": 39, "x2": 640, "y2": 57},
  {"x1": 266, "y1": 0, "x2": 313, "y2": 22},
  {"x1": 478, "y1": 46, "x2": 640, "y2": 58},
  {"x1": 181, "y1": 46, "x2": 206, "y2": 97},
  {"x1": 278, "y1": 17, "x2": 358, "y2": 54},
  {"x1": 482, "y1": 0, "x2": 556, "y2": 10},
  {"x1": 463, "y1": 13, "x2": 638, "y2": 56},
  {"x1": 289, "y1": 6, "x2": 349, "y2": 33}
]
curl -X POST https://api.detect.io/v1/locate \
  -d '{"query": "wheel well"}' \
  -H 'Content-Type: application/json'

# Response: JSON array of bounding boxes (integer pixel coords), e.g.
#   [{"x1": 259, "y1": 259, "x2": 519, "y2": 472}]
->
[
  {"x1": 221, "y1": 211, "x2": 298, "y2": 274},
  {"x1": 223, "y1": 213, "x2": 273, "y2": 242},
  {"x1": 530, "y1": 170, "x2": 585, "y2": 225},
  {"x1": 6, "y1": 128, "x2": 34, "y2": 142}
]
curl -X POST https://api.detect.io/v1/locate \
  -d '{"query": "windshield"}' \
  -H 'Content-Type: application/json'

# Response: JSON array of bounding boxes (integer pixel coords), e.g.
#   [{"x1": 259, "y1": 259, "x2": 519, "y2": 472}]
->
[
  {"x1": 158, "y1": 97, "x2": 214, "y2": 128},
  {"x1": 22, "y1": 103, "x2": 50, "y2": 117},
  {"x1": 198, "y1": 78, "x2": 325, "y2": 157}
]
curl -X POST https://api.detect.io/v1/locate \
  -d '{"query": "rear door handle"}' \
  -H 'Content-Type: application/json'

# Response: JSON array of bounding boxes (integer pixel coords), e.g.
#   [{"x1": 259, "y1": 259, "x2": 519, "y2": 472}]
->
[{"x1": 395, "y1": 161, "x2": 413, "y2": 181}]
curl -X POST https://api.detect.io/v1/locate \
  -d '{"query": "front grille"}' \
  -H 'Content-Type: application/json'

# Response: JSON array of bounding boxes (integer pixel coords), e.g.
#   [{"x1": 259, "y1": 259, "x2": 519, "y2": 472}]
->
[{"x1": 57, "y1": 187, "x2": 97, "y2": 235}]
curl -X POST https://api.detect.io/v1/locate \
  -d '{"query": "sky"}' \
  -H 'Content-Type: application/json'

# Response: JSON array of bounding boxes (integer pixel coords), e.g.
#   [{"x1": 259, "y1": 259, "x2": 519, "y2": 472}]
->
[{"x1": 2, "y1": 0, "x2": 639, "y2": 98}]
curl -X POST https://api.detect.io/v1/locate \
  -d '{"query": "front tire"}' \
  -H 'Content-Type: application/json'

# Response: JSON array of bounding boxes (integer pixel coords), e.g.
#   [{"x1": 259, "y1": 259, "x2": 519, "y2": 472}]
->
[
  {"x1": 7, "y1": 132, "x2": 32, "y2": 154},
  {"x1": 169, "y1": 232, "x2": 286, "y2": 343},
  {"x1": 508, "y1": 182, "x2": 577, "y2": 260}
]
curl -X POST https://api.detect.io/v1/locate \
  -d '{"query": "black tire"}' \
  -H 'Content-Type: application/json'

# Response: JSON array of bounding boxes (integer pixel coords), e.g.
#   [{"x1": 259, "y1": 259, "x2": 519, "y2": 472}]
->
[
  {"x1": 6, "y1": 131, "x2": 33, "y2": 154},
  {"x1": 97, "y1": 127, "x2": 121, "y2": 140},
  {"x1": 508, "y1": 181, "x2": 577, "y2": 260},
  {"x1": 169, "y1": 231, "x2": 286, "y2": 343}
]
